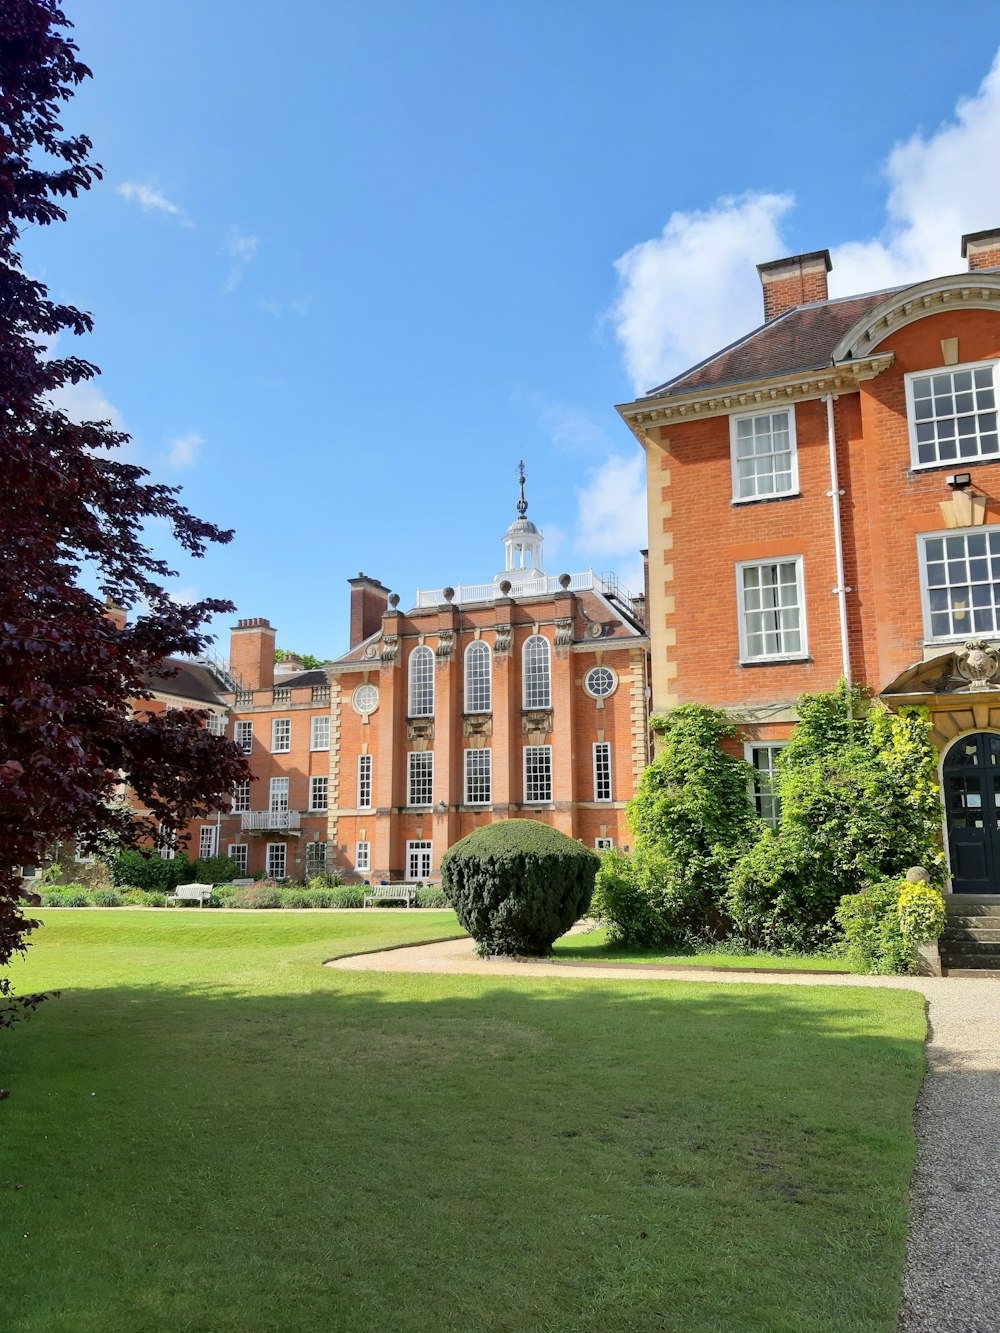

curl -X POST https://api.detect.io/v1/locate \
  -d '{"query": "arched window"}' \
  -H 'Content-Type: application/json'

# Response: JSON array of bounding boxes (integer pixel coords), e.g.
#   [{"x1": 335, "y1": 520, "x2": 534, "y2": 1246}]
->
[
  {"x1": 522, "y1": 634, "x2": 551, "y2": 709},
  {"x1": 464, "y1": 641, "x2": 492, "y2": 714},
  {"x1": 408, "y1": 644, "x2": 434, "y2": 717}
]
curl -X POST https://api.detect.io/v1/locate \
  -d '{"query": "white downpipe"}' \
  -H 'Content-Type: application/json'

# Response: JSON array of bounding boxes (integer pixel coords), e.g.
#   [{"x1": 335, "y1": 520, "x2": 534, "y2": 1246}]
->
[{"x1": 824, "y1": 394, "x2": 852, "y2": 687}]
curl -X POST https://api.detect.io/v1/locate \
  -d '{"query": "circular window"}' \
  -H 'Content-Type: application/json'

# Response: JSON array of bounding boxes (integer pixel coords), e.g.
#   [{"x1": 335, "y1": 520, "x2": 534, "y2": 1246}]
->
[
  {"x1": 352, "y1": 684, "x2": 380, "y2": 715},
  {"x1": 584, "y1": 666, "x2": 616, "y2": 699}
]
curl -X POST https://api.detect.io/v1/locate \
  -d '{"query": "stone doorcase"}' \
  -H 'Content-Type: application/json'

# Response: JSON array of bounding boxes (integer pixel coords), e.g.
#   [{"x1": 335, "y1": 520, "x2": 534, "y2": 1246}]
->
[{"x1": 882, "y1": 640, "x2": 1000, "y2": 894}]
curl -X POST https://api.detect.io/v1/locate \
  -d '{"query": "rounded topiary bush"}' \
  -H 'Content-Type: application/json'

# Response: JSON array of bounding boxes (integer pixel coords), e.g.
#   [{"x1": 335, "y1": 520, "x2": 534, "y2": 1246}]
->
[{"x1": 440, "y1": 819, "x2": 599, "y2": 956}]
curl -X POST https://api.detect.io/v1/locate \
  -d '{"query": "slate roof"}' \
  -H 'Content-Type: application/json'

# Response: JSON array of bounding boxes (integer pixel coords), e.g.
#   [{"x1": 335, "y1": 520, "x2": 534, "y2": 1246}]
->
[
  {"x1": 142, "y1": 659, "x2": 226, "y2": 705},
  {"x1": 643, "y1": 287, "x2": 905, "y2": 401},
  {"x1": 273, "y1": 669, "x2": 329, "y2": 689}
]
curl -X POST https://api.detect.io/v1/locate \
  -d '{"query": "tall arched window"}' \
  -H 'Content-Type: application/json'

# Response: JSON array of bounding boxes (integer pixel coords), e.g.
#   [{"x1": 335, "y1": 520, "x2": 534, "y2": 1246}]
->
[
  {"x1": 408, "y1": 644, "x2": 434, "y2": 717},
  {"x1": 522, "y1": 634, "x2": 551, "y2": 709},
  {"x1": 464, "y1": 641, "x2": 492, "y2": 714}
]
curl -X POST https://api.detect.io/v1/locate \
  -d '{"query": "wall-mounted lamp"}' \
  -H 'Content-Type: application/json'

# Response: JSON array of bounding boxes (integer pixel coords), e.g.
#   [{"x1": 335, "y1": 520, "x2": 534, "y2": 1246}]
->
[
  {"x1": 436, "y1": 800, "x2": 447, "y2": 813},
  {"x1": 946, "y1": 472, "x2": 973, "y2": 490}
]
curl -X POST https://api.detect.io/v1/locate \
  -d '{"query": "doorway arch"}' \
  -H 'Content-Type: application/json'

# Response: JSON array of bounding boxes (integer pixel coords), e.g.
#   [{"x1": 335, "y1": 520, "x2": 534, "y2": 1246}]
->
[{"x1": 942, "y1": 731, "x2": 1000, "y2": 894}]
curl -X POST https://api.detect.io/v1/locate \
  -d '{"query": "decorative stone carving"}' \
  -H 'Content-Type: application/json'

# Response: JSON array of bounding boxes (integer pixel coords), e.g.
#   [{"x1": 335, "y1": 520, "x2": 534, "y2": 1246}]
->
[
  {"x1": 954, "y1": 639, "x2": 1000, "y2": 691},
  {"x1": 494, "y1": 624, "x2": 512, "y2": 657},
  {"x1": 380, "y1": 634, "x2": 399, "y2": 664},
  {"x1": 435, "y1": 630, "x2": 454, "y2": 663},
  {"x1": 521, "y1": 709, "x2": 553, "y2": 738},
  {"x1": 554, "y1": 617, "x2": 574, "y2": 651},
  {"x1": 407, "y1": 718, "x2": 435, "y2": 744},
  {"x1": 463, "y1": 715, "x2": 493, "y2": 742}
]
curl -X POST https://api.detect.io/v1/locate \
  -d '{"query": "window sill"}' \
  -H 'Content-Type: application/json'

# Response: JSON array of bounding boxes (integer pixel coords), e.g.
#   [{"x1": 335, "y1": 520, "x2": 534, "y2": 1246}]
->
[
  {"x1": 739, "y1": 656, "x2": 812, "y2": 668},
  {"x1": 910, "y1": 455, "x2": 1000, "y2": 474},
  {"x1": 731, "y1": 491, "x2": 800, "y2": 507}
]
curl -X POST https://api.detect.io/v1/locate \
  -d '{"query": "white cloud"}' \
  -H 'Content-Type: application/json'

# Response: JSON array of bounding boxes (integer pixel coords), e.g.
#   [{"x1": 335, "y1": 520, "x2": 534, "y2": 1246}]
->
[
  {"x1": 116, "y1": 181, "x2": 192, "y2": 227},
  {"x1": 538, "y1": 401, "x2": 615, "y2": 456},
  {"x1": 258, "y1": 295, "x2": 312, "y2": 317},
  {"x1": 610, "y1": 192, "x2": 793, "y2": 394},
  {"x1": 830, "y1": 49, "x2": 1000, "y2": 295},
  {"x1": 224, "y1": 228, "x2": 259, "y2": 292},
  {"x1": 610, "y1": 48, "x2": 1000, "y2": 393},
  {"x1": 573, "y1": 452, "x2": 648, "y2": 595},
  {"x1": 48, "y1": 378, "x2": 127, "y2": 432},
  {"x1": 165, "y1": 431, "x2": 204, "y2": 470}
]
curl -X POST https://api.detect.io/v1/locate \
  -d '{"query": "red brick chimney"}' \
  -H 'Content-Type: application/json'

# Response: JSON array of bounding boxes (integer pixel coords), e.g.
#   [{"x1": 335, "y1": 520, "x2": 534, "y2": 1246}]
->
[
  {"x1": 962, "y1": 228, "x2": 1000, "y2": 272},
  {"x1": 229, "y1": 617, "x2": 276, "y2": 691},
  {"x1": 756, "y1": 249, "x2": 832, "y2": 322},
  {"x1": 348, "y1": 573, "x2": 390, "y2": 649}
]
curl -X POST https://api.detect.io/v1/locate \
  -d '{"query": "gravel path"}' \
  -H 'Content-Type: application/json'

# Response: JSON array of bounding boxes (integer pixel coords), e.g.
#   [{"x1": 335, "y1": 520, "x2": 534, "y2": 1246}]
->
[{"x1": 329, "y1": 938, "x2": 1000, "y2": 1332}]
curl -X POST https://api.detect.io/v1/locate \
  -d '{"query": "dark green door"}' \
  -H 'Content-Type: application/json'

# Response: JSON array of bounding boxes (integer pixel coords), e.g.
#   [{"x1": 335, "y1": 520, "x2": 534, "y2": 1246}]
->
[{"x1": 944, "y1": 732, "x2": 1000, "y2": 894}]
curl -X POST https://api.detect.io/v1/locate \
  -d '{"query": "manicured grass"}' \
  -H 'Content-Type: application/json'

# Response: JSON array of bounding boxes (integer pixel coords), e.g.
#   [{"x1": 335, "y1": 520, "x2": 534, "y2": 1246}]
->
[
  {"x1": 2, "y1": 911, "x2": 924, "y2": 1332},
  {"x1": 553, "y1": 925, "x2": 857, "y2": 972}
]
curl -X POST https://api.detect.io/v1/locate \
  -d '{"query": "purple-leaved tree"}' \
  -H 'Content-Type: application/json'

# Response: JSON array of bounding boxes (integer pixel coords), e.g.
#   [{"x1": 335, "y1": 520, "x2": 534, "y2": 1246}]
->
[{"x1": 0, "y1": 0, "x2": 249, "y2": 1025}]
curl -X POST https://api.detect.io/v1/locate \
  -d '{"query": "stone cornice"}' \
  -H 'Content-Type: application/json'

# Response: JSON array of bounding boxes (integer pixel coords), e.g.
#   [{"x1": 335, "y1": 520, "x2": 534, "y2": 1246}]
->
[{"x1": 616, "y1": 354, "x2": 894, "y2": 441}]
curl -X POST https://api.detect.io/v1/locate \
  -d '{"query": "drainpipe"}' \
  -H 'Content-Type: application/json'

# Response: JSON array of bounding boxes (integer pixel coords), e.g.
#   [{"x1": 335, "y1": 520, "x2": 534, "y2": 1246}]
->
[{"x1": 824, "y1": 394, "x2": 853, "y2": 699}]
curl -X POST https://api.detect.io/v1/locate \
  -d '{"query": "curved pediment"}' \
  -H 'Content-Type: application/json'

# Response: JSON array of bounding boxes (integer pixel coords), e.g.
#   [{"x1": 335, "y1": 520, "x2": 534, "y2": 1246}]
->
[
  {"x1": 831, "y1": 273, "x2": 1000, "y2": 363},
  {"x1": 882, "y1": 639, "x2": 1000, "y2": 698}
]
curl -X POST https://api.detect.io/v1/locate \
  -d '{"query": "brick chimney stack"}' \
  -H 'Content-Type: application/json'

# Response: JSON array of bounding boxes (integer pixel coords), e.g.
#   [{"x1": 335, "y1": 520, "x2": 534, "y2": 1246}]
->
[
  {"x1": 348, "y1": 573, "x2": 391, "y2": 649},
  {"x1": 229, "y1": 617, "x2": 276, "y2": 691},
  {"x1": 962, "y1": 228, "x2": 1000, "y2": 272},
  {"x1": 756, "y1": 249, "x2": 832, "y2": 322}
]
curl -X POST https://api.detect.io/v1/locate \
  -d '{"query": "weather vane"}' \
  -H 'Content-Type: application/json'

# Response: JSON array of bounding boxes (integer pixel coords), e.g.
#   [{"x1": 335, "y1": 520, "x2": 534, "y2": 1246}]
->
[{"x1": 516, "y1": 459, "x2": 528, "y2": 518}]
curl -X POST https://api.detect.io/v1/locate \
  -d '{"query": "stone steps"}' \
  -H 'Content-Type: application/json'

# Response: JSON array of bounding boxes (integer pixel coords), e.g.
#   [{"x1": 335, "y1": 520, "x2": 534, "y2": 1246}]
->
[{"x1": 941, "y1": 896, "x2": 1000, "y2": 972}]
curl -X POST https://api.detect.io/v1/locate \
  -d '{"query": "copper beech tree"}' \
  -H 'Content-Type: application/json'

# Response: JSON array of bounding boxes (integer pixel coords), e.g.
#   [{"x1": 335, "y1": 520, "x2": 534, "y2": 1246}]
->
[{"x1": 0, "y1": 1, "x2": 248, "y2": 1020}]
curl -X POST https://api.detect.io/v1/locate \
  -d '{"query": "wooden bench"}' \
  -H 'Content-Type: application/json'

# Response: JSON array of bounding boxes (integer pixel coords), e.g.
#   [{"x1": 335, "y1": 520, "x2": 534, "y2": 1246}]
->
[
  {"x1": 363, "y1": 884, "x2": 417, "y2": 908},
  {"x1": 165, "y1": 882, "x2": 213, "y2": 908}
]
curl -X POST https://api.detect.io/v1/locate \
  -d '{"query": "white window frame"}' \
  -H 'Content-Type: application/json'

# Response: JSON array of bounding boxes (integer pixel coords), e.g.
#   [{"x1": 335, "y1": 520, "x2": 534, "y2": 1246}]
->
[
  {"x1": 231, "y1": 780, "x2": 250, "y2": 814},
  {"x1": 583, "y1": 665, "x2": 616, "y2": 699},
  {"x1": 205, "y1": 711, "x2": 227, "y2": 736},
  {"x1": 269, "y1": 777, "x2": 289, "y2": 813},
  {"x1": 406, "y1": 840, "x2": 432, "y2": 881},
  {"x1": 408, "y1": 645, "x2": 435, "y2": 718},
  {"x1": 305, "y1": 840, "x2": 327, "y2": 871},
  {"x1": 595, "y1": 838, "x2": 614, "y2": 851},
  {"x1": 228, "y1": 843, "x2": 248, "y2": 875},
  {"x1": 744, "y1": 742, "x2": 786, "y2": 829},
  {"x1": 593, "y1": 741, "x2": 612, "y2": 802},
  {"x1": 309, "y1": 776, "x2": 329, "y2": 811},
  {"x1": 736, "y1": 557, "x2": 807, "y2": 663},
  {"x1": 464, "y1": 640, "x2": 492, "y2": 713},
  {"x1": 357, "y1": 754, "x2": 373, "y2": 809},
  {"x1": 234, "y1": 720, "x2": 253, "y2": 754},
  {"x1": 266, "y1": 842, "x2": 286, "y2": 880},
  {"x1": 355, "y1": 841, "x2": 371, "y2": 872},
  {"x1": 407, "y1": 751, "x2": 433, "y2": 807},
  {"x1": 522, "y1": 634, "x2": 551, "y2": 709},
  {"x1": 919, "y1": 527, "x2": 1000, "y2": 642},
  {"x1": 198, "y1": 825, "x2": 218, "y2": 859},
  {"x1": 464, "y1": 748, "x2": 492, "y2": 805},
  {"x1": 906, "y1": 359, "x2": 1000, "y2": 471},
  {"x1": 730, "y1": 407, "x2": 798, "y2": 503},
  {"x1": 271, "y1": 717, "x2": 291, "y2": 753},
  {"x1": 523, "y1": 744, "x2": 553, "y2": 804},
  {"x1": 74, "y1": 837, "x2": 94, "y2": 865},
  {"x1": 309, "y1": 715, "x2": 330, "y2": 751}
]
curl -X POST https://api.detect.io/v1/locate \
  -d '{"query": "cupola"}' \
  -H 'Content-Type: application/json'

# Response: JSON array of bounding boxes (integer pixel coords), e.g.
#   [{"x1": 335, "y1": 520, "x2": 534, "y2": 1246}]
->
[{"x1": 498, "y1": 460, "x2": 544, "y2": 580}]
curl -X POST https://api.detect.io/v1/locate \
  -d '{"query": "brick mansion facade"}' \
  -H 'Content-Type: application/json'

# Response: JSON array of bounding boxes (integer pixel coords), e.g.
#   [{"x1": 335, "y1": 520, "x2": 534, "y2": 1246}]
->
[
  {"x1": 151, "y1": 475, "x2": 650, "y2": 882},
  {"x1": 618, "y1": 226, "x2": 1000, "y2": 894}
]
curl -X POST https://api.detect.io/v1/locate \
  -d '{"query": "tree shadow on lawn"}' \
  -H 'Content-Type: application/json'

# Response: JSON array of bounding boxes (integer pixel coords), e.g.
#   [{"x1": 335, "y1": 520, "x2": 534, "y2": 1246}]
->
[{"x1": 3, "y1": 977, "x2": 926, "y2": 1333}]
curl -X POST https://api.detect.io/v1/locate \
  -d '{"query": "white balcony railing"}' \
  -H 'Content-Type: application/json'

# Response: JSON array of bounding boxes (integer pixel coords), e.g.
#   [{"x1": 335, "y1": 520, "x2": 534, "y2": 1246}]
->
[
  {"x1": 240, "y1": 810, "x2": 302, "y2": 832},
  {"x1": 414, "y1": 569, "x2": 631, "y2": 609}
]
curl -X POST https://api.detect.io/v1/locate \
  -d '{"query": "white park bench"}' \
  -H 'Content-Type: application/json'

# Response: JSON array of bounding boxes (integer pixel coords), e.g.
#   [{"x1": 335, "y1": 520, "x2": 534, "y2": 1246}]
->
[
  {"x1": 363, "y1": 884, "x2": 417, "y2": 908},
  {"x1": 166, "y1": 882, "x2": 213, "y2": 908}
]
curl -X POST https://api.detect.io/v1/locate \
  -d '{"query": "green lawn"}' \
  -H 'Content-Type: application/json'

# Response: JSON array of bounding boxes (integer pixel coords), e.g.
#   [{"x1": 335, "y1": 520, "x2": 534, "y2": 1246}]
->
[
  {"x1": 2, "y1": 911, "x2": 924, "y2": 1332},
  {"x1": 552, "y1": 925, "x2": 856, "y2": 972}
]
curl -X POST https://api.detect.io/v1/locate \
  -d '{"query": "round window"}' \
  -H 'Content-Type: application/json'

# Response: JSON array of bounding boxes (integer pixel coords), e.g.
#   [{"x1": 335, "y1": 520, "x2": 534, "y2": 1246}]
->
[
  {"x1": 584, "y1": 666, "x2": 616, "y2": 699},
  {"x1": 352, "y1": 683, "x2": 380, "y2": 715}
]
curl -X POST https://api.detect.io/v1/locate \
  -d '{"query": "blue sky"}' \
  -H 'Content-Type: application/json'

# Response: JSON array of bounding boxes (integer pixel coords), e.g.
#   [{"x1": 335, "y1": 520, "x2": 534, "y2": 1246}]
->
[{"x1": 31, "y1": 1, "x2": 1000, "y2": 659}]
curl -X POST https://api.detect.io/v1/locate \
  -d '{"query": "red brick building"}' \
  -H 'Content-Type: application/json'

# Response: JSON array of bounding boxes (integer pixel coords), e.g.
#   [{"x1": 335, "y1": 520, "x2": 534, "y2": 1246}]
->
[
  {"x1": 176, "y1": 475, "x2": 650, "y2": 882},
  {"x1": 617, "y1": 229, "x2": 1000, "y2": 893}
]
